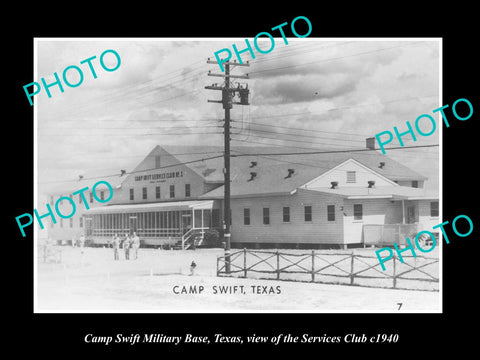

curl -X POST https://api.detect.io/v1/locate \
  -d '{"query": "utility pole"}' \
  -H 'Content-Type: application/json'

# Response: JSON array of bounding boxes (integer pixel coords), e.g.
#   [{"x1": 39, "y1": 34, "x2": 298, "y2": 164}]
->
[{"x1": 205, "y1": 59, "x2": 250, "y2": 273}]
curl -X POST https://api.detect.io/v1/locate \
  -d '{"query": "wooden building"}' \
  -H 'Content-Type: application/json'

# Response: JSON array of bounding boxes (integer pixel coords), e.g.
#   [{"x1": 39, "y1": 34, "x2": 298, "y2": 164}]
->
[{"x1": 44, "y1": 140, "x2": 439, "y2": 249}]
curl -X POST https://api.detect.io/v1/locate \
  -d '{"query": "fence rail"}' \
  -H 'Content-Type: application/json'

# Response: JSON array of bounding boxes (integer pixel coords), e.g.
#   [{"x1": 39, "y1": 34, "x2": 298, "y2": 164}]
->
[{"x1": 217, "y1": 249, "x2": 439, "y2": 291}]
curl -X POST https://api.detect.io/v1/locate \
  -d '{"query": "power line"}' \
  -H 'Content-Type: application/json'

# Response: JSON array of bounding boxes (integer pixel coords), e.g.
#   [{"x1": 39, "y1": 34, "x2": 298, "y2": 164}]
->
[
  {"x1": 52, "y1": 59, "x2": 208, "y2": 116},
  {"x1": 41, "y1": 118, "x2": 219, "y2": 123},
  {"x1": 231, "y1": 126, "x2": 366, "y2": 143},
  {"x1": 247, "y1": 42, "x2": 424, "y2": 76},
  {"x1": 231, "y1": 137, "x2": 439, "y2": 155},
  {"x1": 39, "y1": 124, "x2": 221, "y2": 130},
  {"x1": 39, "y1": 154, "x2": 225, "y2": 185},
  {"x1": 39, "y1": 143, "x2": 439, "y2": 186},
  {"x1": 230, "y1": 144, "x2": 439, "y2": 157},
  {"x1": 231, "y1": 137, "x2": 345, "y2": 151},
  {"x1": 231, "y1": 132, "x2": 364, "y2": 148},
  {"x1": 38, "y1": 131, "x2": 223, "y2": 137}
]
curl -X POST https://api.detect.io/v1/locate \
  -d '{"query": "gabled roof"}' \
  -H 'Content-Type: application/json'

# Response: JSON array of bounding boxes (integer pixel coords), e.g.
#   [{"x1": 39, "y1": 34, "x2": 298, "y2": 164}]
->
[
  {"x1": 200, "y1": 146, "x2": 429, "y2": 199},
  {"x1": 42, "y1": 145, "x2": 430, "y2": 198}
]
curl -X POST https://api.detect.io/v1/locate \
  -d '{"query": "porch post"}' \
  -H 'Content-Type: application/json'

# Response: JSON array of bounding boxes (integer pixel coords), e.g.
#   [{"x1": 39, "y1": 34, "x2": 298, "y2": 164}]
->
[
  {"x1": 201, "y1": 209, "x2": 204, "y2": 229},
  {"x1": 192, "y1": 209, "x2": 195, "y2": 229},
  {"x1": 402, "y1": 200, "x2": 405, "y2": 224}
]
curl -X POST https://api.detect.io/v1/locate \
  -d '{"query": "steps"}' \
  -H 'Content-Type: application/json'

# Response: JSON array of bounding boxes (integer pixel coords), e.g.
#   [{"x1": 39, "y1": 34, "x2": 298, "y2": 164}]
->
[{"x1": 172, "y1": 230, "x2": 205, "y2": 250}]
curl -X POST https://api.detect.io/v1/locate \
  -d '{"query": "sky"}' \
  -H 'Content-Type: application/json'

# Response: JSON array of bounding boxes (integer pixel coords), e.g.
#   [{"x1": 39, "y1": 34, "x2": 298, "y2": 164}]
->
[{"x1": 35, "y1": 38, "x2": 440, "y2": 195}]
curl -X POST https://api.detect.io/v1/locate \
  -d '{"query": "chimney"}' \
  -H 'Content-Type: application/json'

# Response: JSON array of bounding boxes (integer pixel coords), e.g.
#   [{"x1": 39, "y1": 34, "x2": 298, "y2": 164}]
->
[
  {"x1": 249, "y1": 161, "x2": 257, "y2": 168},
  {"x1": 368, "y1": 180, "x2": 375, "y2": 188},
  {"x1": 285, "y1": 168, "x2": 295, "y2": 178},
  {"x1": 379, "y1": 162, "x2": 385, "y2": 169},
  {"x1": 366, "y1": 137, "x2": 376, "y2": 150},
  {"x1": 330, "y1": 181, "x2": 338, "y2": 189},
  {"x1": 248, "y1": 172, "x2": 257, "y2": 181}
]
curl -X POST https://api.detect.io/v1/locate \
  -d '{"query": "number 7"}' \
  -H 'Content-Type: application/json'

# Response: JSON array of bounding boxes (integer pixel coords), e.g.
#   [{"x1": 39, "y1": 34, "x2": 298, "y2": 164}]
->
[{"x1": 397, "y1": 303, "x2": 403, "y2": 310}]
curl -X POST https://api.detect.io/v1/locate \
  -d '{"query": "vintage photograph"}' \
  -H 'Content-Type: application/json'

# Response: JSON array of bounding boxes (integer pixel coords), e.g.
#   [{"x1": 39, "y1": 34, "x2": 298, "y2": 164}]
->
[{"x1": 34, "y1": 38, "x2": 441, "y2": 313}]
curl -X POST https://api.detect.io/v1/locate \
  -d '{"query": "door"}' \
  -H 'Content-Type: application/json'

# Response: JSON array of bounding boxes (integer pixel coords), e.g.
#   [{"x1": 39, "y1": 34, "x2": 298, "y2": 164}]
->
[
  {"x1": 406, "y1": 206, "x2": 416, "y2": 224},
  {"x1": 181, "y1": 211, "x2": 192, "y2": 235},
  {"x1": 129, "y1": 216, "x2": 137, "y2": 235}
]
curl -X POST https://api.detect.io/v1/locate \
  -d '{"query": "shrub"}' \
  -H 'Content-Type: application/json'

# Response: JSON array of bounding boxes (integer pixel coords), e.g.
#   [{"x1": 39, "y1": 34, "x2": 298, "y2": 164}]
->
[{"x1": 203, "y1": 229, "x2": 220, "y2": 247}]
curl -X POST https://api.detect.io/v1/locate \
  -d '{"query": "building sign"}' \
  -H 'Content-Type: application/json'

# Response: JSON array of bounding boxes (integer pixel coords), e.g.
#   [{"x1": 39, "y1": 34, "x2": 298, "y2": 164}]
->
[{"x1": 134, "y1": 171, "x2": 184, "y2": 182}]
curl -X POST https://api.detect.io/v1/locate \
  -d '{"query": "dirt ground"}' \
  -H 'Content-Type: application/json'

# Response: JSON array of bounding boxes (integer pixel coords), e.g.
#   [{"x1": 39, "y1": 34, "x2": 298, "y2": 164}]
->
[{"x1": 35, "y1": 246, "x2": 441, "y2": 313}]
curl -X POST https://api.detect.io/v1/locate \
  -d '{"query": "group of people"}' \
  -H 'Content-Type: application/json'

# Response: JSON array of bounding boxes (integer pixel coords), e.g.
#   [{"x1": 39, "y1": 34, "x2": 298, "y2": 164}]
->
[{"x1": 111, "y1": 232, "x2": 140, "y2": 260}]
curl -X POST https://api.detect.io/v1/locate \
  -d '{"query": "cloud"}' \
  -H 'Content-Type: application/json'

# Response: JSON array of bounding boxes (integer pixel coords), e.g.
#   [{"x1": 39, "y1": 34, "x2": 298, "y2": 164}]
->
[
  {"x1": 253, "y1": 73, "x2": 358, "y2": 105},
  {"x1": 36, "y1": 39, "x2": 440, "y2": 188}
]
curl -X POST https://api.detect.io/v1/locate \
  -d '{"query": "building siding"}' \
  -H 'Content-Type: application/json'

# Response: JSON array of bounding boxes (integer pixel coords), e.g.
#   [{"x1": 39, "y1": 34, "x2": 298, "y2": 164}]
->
[
  {"x1": 113, "y1": 164, "x2": 206, "y2": 204},
  {"x1": 342, "y1": 198, "x2": 403, "y2": 244},
  {"x1": 418, "y1": 199, "x2": 440, "y2": 231},
  {"x1": 47, "y1": 189, "x2": 109, "y2": 242},
  {"x1": 230, "y1": 191, "x2": 344, "y2": 245}
]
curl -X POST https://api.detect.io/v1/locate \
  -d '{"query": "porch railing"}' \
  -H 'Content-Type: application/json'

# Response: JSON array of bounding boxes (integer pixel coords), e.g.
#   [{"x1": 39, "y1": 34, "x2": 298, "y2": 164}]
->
[
  {"x1": 181, "y1": 227, "x2": 209, "y2": 250},
  {"x1": 363, "y1": 223, "x2": 426, "y2": 247}
]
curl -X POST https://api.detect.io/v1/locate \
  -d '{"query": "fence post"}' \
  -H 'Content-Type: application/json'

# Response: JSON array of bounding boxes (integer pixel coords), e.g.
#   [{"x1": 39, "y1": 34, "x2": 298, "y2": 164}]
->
[
  {"x1": 276, "y1": 251, "x2": 280, "y2": 280},
  {"x1": 216, "y1": 256, "x2": 219, "y2": 276},
  {"x1": 311, "y1": 250, "x2": 315, "y2": 282},
  {"x1": 350, "y1": 252, "x2": 355, "y2": 285},
  {"x1": 243, "y1": 248, "x2": 247, "y2": 278},
  {"x1": 393, "y1": 254, "x2": 397, "y2": 289}
]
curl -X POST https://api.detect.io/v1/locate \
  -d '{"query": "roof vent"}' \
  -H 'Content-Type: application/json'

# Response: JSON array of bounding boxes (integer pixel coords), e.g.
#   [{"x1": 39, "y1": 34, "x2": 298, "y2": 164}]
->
[
  {"x1": 379, "y1": 162, "x2": 385, "y2": 169},
  {"x1": 368, "y1": 180, "x2": 375, "y2": 188},
  {"x1": 120, "y1": 169, "x2": 126, "y2": 176},
  {"x1": 285, "y1": 168, "x2": 295, "y2": 178},
  {"x1": 366, "y1": 137, "x2": 376, "y2": 150},
  {"x1": 248, "y1": 172, "x2": 257, "y2": 181},
  {"x1": 330, "y1": 181, "x2": 338, "y2": 189},
  {"x1": 78, "y1": 175, "x2": 84, "y2": 181},
  {"x1": 249, "y1": 161, "x2": 257, "y2": 168}
]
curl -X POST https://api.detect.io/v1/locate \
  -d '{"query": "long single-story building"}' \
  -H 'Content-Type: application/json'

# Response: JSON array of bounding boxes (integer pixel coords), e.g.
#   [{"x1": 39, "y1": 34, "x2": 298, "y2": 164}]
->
[{"x1": 44, "y1": 138, "x2": 439, "y2": 249}]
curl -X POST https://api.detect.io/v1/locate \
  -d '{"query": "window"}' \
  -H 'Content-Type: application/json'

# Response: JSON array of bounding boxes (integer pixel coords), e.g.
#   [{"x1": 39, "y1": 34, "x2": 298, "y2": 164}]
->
[
  {"x1": 170, "y1": 185, "x2": 175, "y2": 198},
  {"x1": 90, "y1": 191, "x2": 94, "y2": 203},
  {"x1": 430, "y1": 201, "x2": 439, "y2": 217},
  {"x1": 60, "y1": 218, "x2": 64, "y2": 228},
  {"x1": 142, "y1": 187, "x2": 147, "y2": 200},
  {"x1": 263, "y1": 208, "x2": 270, "y2": 225},
  {"x1": 100, "y1": 191, "x2": 105, "y2": 201},
  {"x1": 354, "y1": 204, "x2": 363, "y2": 220},
  {"x1": 327, "y1": 205, "x2": 335, "y2": 221},
  {"x1": 50, "y1": 196, "x2": 54, "y2": 205},
  {"x1": 69, "y1": 193, "x2": 73, "y2": 199},
  {"x1": 304, "y1": 206, "x2": 312, "y2": 222},
  {"x1": 243, "y1": 208, "x2": 250, "y2": 225},
  {"x1": 185, "y1": 184, "x2": 191, "y2": 198},
  {"x1": 79, "y1": 217, "x2": 83, "y2": 228},
  {"x1": 283, "y1": 207, "x2": 290, "y2": 222},
  {"x1": 347, "y1": 171, "x2": 356, "y2": 183},
  {"x1": 69, "y1": 218, "x2": 73, "y2": 228},
  {"x1": 412, "y1": 180, "x2": 418, "y2": 188},
  {"x1": 79, "y1": 193, "x2": 83, "y2": 204},
  {"x1": 156, "y1": 186, "x2": 161, "y2": 199},
  {"x1": 155, "y1": 155, "x2": 161, "y2": 169},
  {"x1": 130, "y1": 188, "x2": 134, "y2": 201}
]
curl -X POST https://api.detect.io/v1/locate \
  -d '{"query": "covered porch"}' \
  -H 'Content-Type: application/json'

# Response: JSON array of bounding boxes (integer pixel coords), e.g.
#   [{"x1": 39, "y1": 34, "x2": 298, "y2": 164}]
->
[{"x1": 84, "y1": 200, "x2": 220, "y2": 247}]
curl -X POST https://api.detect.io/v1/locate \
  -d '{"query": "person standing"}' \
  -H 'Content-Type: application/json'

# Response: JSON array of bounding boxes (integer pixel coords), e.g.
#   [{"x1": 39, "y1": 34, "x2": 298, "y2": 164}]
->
[
  {"x1": 124, "y1": 234, "x2": 131, "y2": 260},
  {"x1": 112, "y1": 234, "x2": 120, "y2": 260},
  {"x1": 132, "y1": 232, "x2": 140, "y2": 260},
  {"x1": 79, "y1": 234, "x2": 85, "y2": 255}
]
